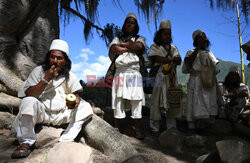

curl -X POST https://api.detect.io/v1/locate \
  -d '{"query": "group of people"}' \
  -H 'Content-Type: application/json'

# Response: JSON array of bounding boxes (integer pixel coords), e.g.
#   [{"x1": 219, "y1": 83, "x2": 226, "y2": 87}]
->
[
  {"x1": 108, "y1": 13, "x2": 249, "y2": 137},
  {"x1": 10, "y1": 12, "x2": 249, "y2": 159}
]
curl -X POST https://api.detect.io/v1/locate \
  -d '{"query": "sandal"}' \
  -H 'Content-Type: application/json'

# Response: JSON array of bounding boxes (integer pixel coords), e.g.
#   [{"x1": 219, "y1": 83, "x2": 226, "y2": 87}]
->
[{"x1": 11, "y1": 143, "x2": 32, "y2": 159}]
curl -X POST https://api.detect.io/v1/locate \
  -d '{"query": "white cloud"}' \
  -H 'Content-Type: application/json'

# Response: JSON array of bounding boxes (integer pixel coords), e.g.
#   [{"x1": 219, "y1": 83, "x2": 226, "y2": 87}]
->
[
  {"x1": 71, "y1": 62, "x2": 84, "y2": 72},
  {"x1": 71, "y1": 50, "x2": 111, "y2": 82},
  {"x1": 78, "y1": 53, "x2": 89, "y2": 62},
  {"x1": 81, "y1": 48, "x2": 94, "y2": 55}
]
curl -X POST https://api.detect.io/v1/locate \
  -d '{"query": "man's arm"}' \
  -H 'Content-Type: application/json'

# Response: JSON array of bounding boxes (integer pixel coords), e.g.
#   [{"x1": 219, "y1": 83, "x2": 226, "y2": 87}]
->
[
  {"x1": 109, "y1": 44, "x2": 128, "y2": 56},
  {"x1": 119, "y1": 41, "x2": 145, "y2": 55},
  {"x1": 153, "y1": 56, "x2": 181, "y2": 65},
  {"x1": 25, "y1": 65, "x2": 58, "y2": 98}
]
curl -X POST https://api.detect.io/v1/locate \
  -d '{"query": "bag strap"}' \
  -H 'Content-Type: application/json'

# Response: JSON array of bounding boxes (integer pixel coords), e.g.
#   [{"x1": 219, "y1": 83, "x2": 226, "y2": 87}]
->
[{"x1": 61, "y1": 80, "x2": 71, "y2": 94}]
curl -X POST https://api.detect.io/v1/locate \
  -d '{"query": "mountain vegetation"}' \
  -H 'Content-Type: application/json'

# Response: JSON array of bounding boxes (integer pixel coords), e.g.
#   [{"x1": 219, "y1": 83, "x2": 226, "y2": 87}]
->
[{"x1": 177, "y1": 59, "x2": 250, "y2": 85}]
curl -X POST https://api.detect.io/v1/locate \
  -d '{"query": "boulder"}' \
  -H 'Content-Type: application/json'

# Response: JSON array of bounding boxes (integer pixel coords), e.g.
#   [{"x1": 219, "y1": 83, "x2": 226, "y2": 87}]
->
[
  {"x1": 216, "y1": 139, "x2": 250, "y2": 163},
  {"x1": 158, "y1": 128, "x2": 182, "y2": 151},
  {"x1": 0, "y1": 112, "x2": 15, "y2": 129},
  {"x1": 44, "y1": 142, "x2": 93, "y2": 163},
  {"x1": 183, "y1": 135, "x2": 206, "y2": 148}
]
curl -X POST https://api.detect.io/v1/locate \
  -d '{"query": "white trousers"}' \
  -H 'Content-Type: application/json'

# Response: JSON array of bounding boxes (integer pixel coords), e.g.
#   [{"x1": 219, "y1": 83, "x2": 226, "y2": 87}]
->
[
  {"x1": 12, "y1": 96, "x2": 93, "y2": 145},
  {"x1": 16, "y1": 115, "x2": 84, "y2": 145},
  {"x1": 113, "y1": 98, "x2": 142, "y2": 119}
]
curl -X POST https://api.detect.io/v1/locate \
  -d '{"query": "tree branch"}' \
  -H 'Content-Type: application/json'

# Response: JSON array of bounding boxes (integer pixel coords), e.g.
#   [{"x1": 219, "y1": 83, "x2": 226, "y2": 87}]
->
[
  {"x1": 0, "y1": 92, "x2": 21, "y2": 111},
  {"x1": 63, "y1": 7, "x2": 105, "y2": 33}
]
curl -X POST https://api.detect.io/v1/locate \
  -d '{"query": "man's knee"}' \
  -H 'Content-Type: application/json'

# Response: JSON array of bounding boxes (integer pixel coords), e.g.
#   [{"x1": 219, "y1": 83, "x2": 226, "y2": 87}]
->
[
  {"x1": 19, "y1": 96, "x2": 41, "y2": 114},
  {"x1": 21, "y1": 96, "x2": 39, "y2": 103}
]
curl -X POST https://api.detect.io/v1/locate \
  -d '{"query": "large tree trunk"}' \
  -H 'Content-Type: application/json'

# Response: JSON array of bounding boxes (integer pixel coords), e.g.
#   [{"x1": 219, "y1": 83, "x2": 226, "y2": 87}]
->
[
  {"x1": 0, "y1": 0, "x2": 59, "y2": 106},
  {"x1": 83, "y1": 115, "x2": 139, "y2": 162}
]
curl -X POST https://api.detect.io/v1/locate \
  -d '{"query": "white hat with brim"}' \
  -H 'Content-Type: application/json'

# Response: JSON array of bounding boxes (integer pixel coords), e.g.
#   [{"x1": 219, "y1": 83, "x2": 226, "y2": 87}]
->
[
  {"x1": 49, "y1": 39, "x2": 69, "y2": 56},
  {"x1": 159, "y1": 20, "x2": 171, "y2": 30},
  {"x1": 125, "y1": 13, "x2": 138, "y2": 22},
  {"x1": 192, "y1": 30, "x2": 203, "y2": 41}
]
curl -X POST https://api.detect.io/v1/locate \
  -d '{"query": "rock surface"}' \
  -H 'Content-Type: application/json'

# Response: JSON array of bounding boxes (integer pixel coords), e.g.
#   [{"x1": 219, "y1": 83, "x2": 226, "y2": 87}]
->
[
  {"x1": 44, "y1": 142, "x2": 93, "y2": 163},
  {"x1": 216, "y1": 139, "x2": 250, "y2": 163}
]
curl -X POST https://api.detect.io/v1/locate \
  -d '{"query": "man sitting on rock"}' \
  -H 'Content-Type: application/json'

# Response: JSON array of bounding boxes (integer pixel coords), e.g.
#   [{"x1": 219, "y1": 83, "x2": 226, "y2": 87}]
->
[{"x1": 11, "y1": 39, "x2": 93, "y2": 159}]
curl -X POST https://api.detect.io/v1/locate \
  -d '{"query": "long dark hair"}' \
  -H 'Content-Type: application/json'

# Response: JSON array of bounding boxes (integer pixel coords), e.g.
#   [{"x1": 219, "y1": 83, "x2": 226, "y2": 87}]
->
[
  {"x1": 224, "y1": 72, "x2": 241, "y2": 91},
  {"x1": 193, "y1": 35, "x2": 211, "y2": 50},
  {"x1": 120, "y1": 17, "x2": 139, "y2": 39},
  {"x1": 42, "y1": 51, "x2": 72, "y2": 80},
  {"x1": 153, "y1": 29, "x2": 172, "y2": 46}
]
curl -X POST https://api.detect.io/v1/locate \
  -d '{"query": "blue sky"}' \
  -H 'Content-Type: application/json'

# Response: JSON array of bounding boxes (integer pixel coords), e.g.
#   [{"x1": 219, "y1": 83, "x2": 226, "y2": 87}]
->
[{"x1": 60, "y1": 0, "x2": 249, "y2": 81}]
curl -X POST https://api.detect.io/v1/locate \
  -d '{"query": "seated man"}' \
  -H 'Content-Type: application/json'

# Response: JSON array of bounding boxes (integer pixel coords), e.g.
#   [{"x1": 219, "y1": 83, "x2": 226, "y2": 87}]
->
[
  {"x1": 11, "y1": 39, "x2": 93, "y2": 159},
  {"x1": 217, "y1": 66, "x2": 249, "y2": 122}
]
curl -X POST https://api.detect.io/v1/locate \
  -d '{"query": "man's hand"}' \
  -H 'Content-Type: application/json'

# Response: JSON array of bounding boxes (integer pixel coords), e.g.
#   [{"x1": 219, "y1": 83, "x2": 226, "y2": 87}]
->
[
  {"x1": 66, "y1": 93, "x2": 80, "y2": 109},
  {"x1": 44, "y1": 65, "x2": 60, "y2": 82}
]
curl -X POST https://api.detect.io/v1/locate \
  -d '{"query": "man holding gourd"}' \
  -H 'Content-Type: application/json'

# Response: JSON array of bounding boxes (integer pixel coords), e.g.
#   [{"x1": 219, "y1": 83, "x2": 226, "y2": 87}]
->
[
  {"x1": 11, "y1": 39, "x2": 93, "y2": 159},
  {"x1": 182, "y1": 30, "x2": 219, "y2": 132}
]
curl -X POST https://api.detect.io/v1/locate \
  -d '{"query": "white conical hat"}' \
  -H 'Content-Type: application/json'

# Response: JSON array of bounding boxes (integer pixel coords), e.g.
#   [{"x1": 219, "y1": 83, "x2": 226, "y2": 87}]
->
[
  {"x1": 159, "y1": 20, "x2": 171, "y2": 30},
  {"x1": 49, "y1": 39, "x2": 69, "y2": 56},
  {"x1": 125, "y1": 12, "x2": 138, "y2": 22}
]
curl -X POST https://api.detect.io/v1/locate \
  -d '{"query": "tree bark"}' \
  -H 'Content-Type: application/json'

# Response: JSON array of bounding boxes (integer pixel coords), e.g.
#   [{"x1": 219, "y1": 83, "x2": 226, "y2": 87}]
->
[
  {"x1": 0, "y1": 93, "x2": 21, "y2": 111},
  {"x1": 0, "y1": 63, "x2": 23, "y2": 95},
  {"x1": 83, "y1": 115, "x2": 139, "y2": 162}
]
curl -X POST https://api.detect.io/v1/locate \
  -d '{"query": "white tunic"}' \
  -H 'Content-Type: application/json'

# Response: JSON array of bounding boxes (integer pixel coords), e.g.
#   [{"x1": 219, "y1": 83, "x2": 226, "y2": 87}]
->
[
  {"x1": 148, "y1": 44, "x2": 181, "y2": 120},
  {"x1": 109, "y1": 36, "x2": 146, "y2": 109},
  {"x1": 13, "y1": 66, "x2": 93, "y2": 126},
  {"x1": 182, "y1": 50, "x2": 219, "y2": 121}
]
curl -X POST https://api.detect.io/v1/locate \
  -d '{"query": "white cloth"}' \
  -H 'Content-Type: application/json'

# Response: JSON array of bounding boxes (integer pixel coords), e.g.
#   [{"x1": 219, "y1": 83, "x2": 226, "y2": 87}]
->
[
  {"x1": 149, "y1": 44, "x2": 181, "y2": 121},
  {"x1": 148, "y1": 44, "x2": 180, "y2": 67},
  {"x1": 182, "y1": 50, "x2": 219, "y2": 122},
  {"x1": 109, "y1": 36, "x2": 145, "y2": 117},
  {"x1": 16, "y1": 114, "x2": 85, "y2": 145},
  {"x1": 113, "y1": 98, "x2": 142, "y2": 119},
  {"x1": 12, "y1": 66, "x2": 93, "y2": 144},
  {"x1": 18, "y1": 66, "x2": 82, "y2": 112}
]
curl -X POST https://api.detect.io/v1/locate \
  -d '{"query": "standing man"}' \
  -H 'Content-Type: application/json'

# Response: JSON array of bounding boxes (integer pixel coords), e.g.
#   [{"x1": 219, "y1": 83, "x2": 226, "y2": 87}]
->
[
  {"x1": 11, "y1": 39, "x2": 93, "y2": 159},
  {"x1": 108, "y1": 13, "x2": 146, "y2": 140},
  {"x1": 148, "y1": 20, "x2": 182, "y2": 136},
  {"x1": 182, "y1": 30, "x2": 219, "y2": 131}
]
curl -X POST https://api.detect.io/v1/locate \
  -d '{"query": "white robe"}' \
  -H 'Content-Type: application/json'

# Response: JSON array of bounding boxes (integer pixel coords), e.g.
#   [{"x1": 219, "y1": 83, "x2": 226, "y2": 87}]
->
[
  {"x1": 12, "y1": 66, "x2": 93, "y2": 131},
  {"x1": 148, "y1": 44, "x2": 181, "y2": 120},
  {"x1": 109, "y1": 36, "x2": 146, "y2": 110},
  {"x1": 182, "y1": 50, "x2": 219, "y2": 121}
]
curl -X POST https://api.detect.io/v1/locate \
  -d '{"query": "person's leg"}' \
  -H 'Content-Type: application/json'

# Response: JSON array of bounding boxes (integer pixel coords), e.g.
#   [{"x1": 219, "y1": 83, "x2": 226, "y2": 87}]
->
[
  {"x1": 14, "y1": 96, "x2": 45, "y2": 145},
  {"x1": 16, "y1": 115, "x2": 36, "y2": 145},
  {"x1": 12, "y1": 97, "x2": 43, "y2": 158},
  {"x1": 150, "y1": 83, "x2": 162, "y2": 133},
  {"x1": 131, "y1": 100, "x2": 144, "y2": 139},
  {"x1": 149, "y1": 120, "x2": 160, "y2": 132},
  {"x1": 113, "y1": 98, "x2": 126, "y2": 132},
  {"x1": 166, "y1": 118, "x2": 177, "y2": 130},
  {"x1": 59, "y1": 100, "x2": 93, "y2": 142}
]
